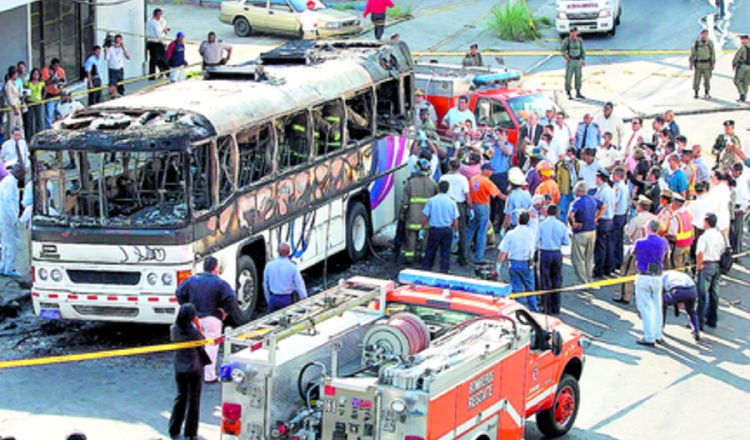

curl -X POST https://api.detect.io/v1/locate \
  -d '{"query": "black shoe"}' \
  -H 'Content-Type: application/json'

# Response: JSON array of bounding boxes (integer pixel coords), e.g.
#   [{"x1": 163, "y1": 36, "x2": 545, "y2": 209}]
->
[
  {"x1": 693, "y1": 92, "x2": 699, "y2": 99},
  {"x1": 693, "y1": 332, "x2": 700, "y2": 342},
  {"x1": 567, "y1": 92, "x2": 573, "y2": 99},
  {"x1": 705, "y1": 322, "x2": 717, "y2": 328},
  {"x1": 739, "y1": 96, "x2": 746, "y2": 103},
  {"x1": 613, "y1": 298, "x2": 629, "y2": 304},
  {"x1": 576, "y1": 93, "x2": 585, "y2": 99},
  {"x1": 636, "y1": 339, "x2": 655, "y2": 347},
  {"x1": 655, "y1": 338, "x2": 666, "y2": 345}
]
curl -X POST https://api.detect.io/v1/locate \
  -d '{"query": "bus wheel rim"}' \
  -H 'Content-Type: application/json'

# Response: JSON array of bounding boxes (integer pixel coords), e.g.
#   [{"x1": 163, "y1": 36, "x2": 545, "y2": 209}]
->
[
  {"x1": 554, "y1": 386, "x2": 575, "y2": 426},
  {"x1": 352, "y1": 214, "x2": 367, "y2": 252},
  {"x1": 238, "y1": 269, "x2": 255, "y2": 308}
]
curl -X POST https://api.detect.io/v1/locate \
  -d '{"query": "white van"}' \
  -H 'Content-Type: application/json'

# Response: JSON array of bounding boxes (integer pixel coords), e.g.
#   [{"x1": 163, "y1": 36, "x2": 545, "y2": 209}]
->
[{"x1": 555, "y1": 0, "x2": 622, "y2": 36}]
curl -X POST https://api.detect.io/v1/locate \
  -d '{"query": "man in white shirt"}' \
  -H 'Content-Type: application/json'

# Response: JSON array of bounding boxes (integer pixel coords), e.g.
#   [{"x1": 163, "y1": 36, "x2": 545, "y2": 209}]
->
[
  {"x1": 299, "y1": 1, "x2": 319, "y2": 39},
  {"x1": 594, "y1": 102, "x2": 624, "y2": 148},
  {"x1": 105, "y1": 34, "x2": 130, "y2": 96},
  {"x1": 0, "y1": 128, "x2": 29, "y2": 170},
  {"x1": 596, "y1": 132, "x2": 621, "y2": 170},
  {"x1": 550, "y1": 113, "x2": 573, "y2": 162},
  {"x1": 625, "y1": 117, "x2": 648, "y2": 155},
  {"x1": 707, "y1": 171, "x2": 732, "y2": 237},
  {"x1": 439, "y1": 159, "x2": 473, "y2": 265},
  {"x1": 441, "y1": 96, "x2": 476, "y2": 134},
  {"x1": 199, "y1": 32, "x2": 232, "y2": 68},
  {"x1": 146, "y1": 8, "x2": 170, "y2": 78},
  {"x1": 696, "y1": 213, "x2": 726, "y2": 329}
]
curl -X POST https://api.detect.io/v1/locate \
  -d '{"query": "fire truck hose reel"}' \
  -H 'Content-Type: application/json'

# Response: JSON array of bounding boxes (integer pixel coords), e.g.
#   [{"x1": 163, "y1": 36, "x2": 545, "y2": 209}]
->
[{"x1": 362, "y1": 313, "x2": 431, "y2": 366}]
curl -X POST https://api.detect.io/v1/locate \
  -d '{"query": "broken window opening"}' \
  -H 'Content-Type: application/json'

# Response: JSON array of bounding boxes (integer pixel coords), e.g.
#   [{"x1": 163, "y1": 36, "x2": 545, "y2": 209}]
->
[
  {"x1": 277, "y1": 110, "x2": 310, "y2": 171},
  {"x1": 345, "y1": 90, "x2": 374, "y2": 144},
  {"x1": 402, "y1": 74, "x2": 414, "y2": 117},
  {"x1": 191, "y1": 143, "x2": 213, "y2": 213},
  {"x1": 217, "y1": 136, "x2": 237, "y2": 204},
  {"x1": 375, "y1": 78, "x2": 403, "y2": 128},
  {"x1": 313, "y1": 100, "x2": 345, "y2": 157},
  {"x1": 237, "y1": 123, "x2": 274, "y2": 189}
]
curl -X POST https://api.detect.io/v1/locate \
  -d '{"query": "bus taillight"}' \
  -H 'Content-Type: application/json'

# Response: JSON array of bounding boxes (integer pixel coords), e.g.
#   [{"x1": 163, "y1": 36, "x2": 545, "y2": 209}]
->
[{"x1": 177, "y1": 270, "x2": 192, "y2": 286}]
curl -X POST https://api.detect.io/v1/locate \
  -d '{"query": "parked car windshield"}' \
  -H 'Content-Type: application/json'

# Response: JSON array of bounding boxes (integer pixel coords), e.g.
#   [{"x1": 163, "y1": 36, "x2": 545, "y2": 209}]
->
[{"x1": 288, "y1": 0, "x2": 326, "y2": 12}]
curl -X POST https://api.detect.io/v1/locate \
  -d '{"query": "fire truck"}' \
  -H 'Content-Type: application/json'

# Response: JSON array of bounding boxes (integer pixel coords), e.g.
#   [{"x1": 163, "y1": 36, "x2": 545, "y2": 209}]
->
[
  {"x1": 414, "y1": 63, "x2": 562, "y2": 147},
  {"x1": 218, "y1": 270, "x2": 584, "y2": 439}
]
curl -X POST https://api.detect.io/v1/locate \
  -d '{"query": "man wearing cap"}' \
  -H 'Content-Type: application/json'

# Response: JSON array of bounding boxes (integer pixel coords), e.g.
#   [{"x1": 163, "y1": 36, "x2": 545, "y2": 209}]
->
[
  {"x1": 616, "y1": 196, "x2": 657, "y2": 303},
  {"x1": 166, "y1": 32, "x2": 188, "y2": 82},
  {"x1": 503, "y1": 167, "x2": 532, "y2": 230},
  {"x1": 593, "y1": 169, "x2": 615, "y2": 277},
  {"x1": 666, "y1": 153, "x2": 688, "y2": 199},
  {"x1": 299, "y1": 1, "x2": 319, "y2": 39},
  {"x1": 414, "y1": 89, "x2": 437, "y2": 126},
  {"x1": 657, "y1": 188, "x2": 674, "y2": 238},
  {"x1": 666, "y1": 193, "x2": 694, "y2": 271},
  {"x1": 732, "y1": 34, "x2": 750, "y2": 102},
  {"x1": 463, "y1": 44, "x2": 484, "y2": 67},
  {"x1": 497, "y1": 211, "x2": 539, "y2": 312},
  {"x1": 421, "y1": 181, "x2": 459, "y2": 272},
  {"x1": 633, "y1": 219, "x2": 670, "y2": 346},
  {"x1": 537, "y1": 204, "x2": 569, "y2": 314},
  {"x1": 467, "y1": 163, "x2": 501, "y2": 264},
  {"x1": 689, "y1": 29, "x2": 715, "y2": 99},
  {"x1": 569, "y1": 181, "x2": 600, "y2": 284},
  {"x1": 712, "y1": 120, "x2": 742, "y2": 169},
  {"x1": 535, "y1": 160, "x2": 560, "y2": 204},
  {"x1": 574, "y1": 113, "x2": 600, "y2": 152},
  {"x1": 561, "y1": 27, "x2": 586, "y2": 99},
  {"x1": 399, "y1": 158, "x2": 437, "y2": 263}
]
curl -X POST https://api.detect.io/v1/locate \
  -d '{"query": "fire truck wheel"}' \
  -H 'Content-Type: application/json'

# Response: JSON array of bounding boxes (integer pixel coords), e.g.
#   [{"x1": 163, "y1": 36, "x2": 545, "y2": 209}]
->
[
  {"x1": 346, "y1": 201, "x2": 370, "y2": 262},
  {"x1": 234, "y1": 256, "x2": 259, "y2": 324},
  {"x1": 536, "y1": 374, "x2": 580, "y2": 437}
]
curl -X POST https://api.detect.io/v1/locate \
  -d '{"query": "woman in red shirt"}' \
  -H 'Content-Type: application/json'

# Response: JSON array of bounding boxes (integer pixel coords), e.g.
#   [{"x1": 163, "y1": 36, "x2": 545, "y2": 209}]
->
[{"x1": 363, "y1": 0, "x2": 394, "y2": 40}]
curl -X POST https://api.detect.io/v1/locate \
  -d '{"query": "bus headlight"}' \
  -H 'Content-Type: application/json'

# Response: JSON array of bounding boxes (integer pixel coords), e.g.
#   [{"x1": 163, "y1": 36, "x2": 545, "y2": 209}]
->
[
  {"x1": 51, "y1": 269, "x2": 63, "y2": 282},
  {"x1": 599, "y1": 9, "x2": 611, "y2": 17},
  {"x1": 38, "y1": 268, "x2": 49, "y2": 281},
  {"x1": 557, "y1": 12, "x2": 568, "y2": 20},
  {"x1": 162, "y1": 273, "x2": 174, "y2": 286},
  {"x1": 147, "y1": 272, "x2": 158, "y2": 286}
]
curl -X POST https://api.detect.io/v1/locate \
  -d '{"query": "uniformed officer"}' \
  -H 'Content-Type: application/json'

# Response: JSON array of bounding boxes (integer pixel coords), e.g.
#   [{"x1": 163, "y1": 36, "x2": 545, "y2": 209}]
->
[
  {"x1": 561, "y1": 27, "x2": 586, "y2": 100},
  {"x1": 497, "y1": 210, "x2": 539, "y2": 312},
  {"x1": 263, "y1": 242, "x2": 308, "y2": 313},
  {"x1": 421, "y1": 180, "x2": 459, "y2": 272},
  {"x1": 732, "y1": 34, "x2": 750, "y2": 102},
  {"x1": 711, "y1": 120, "x2": 742, "y2": 170},
  {"x1": 176, "y1": 256, "x2": 240, "y2": 382},
  {"x1": 537, "y1": 204, "x2": 569, "y2": 315},
  {"x1": 689, "y1": 29, "x2": 715, "y2": 99},
  {"x1": 400, "y1": 158, "x2": 438, "y2": 262}
]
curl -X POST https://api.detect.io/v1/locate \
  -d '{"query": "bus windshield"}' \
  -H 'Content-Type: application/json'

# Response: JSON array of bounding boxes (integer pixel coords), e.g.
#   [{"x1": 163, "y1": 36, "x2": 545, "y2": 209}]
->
[
  {"x1": 33, "y1": 150, "x2": 188, "y2": 228},
  {"x1": 506, "y1": 93, "x2": 561, "y2": 122}
]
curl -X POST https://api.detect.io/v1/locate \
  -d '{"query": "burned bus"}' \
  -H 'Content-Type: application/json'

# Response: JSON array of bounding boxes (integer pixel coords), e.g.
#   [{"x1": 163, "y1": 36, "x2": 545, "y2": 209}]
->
[{"x1": 29, "y1": 41, "x2": 414, "y2": 324}]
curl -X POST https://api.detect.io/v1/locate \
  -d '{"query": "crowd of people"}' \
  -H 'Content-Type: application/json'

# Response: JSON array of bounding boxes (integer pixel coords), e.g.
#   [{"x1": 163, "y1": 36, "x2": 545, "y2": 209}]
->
[{"x1": 400, "y1": 95, "x2": 749, "y2": 345}]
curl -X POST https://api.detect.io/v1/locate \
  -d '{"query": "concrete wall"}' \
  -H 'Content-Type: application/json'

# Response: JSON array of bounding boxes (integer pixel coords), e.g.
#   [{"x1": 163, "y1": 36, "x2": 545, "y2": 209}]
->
[
  {"x1": 96, "y1": 0, "x2": 146, "y2": 78},
  {"x1": 0, "y1": 5, "x2": 30, "y2": 68}
]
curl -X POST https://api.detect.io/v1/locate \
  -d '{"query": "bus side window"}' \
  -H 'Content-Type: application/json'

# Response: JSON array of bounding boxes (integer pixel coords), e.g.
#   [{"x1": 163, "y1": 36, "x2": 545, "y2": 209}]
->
[
  {"x1": 345, "y1": 91, "x2": 373, "y2": 145},
  {"x1": 237, "y1": 123, "x2": 273, "y2": 188},
  {"x1": 190, "y1": 143, "x2": 213, "y2": 212},
  {"x1": 277, "y1": 110, "x2": 310, "y2": 170},
  {"x1": 217, "y1": 136, "x2": 236, "y2": 204},
  {"x1": 313, "y1": 101, "x2": 344, "y2": 156},
  {"x1": 375, "y1": 78, "x2": 402, "y2": 127}
]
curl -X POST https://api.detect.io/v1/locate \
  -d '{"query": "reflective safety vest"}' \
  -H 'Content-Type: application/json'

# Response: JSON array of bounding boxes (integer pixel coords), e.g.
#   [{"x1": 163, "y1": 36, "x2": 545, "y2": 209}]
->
[{"x1": 675, "y1": 209, "x2": 694, "y2": 247}]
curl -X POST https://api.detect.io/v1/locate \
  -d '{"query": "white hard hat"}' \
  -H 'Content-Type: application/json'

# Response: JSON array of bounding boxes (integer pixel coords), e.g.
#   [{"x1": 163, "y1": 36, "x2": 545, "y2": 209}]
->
[{"x1": 508, "y1": 167, "x2": 526, "y2": 186}]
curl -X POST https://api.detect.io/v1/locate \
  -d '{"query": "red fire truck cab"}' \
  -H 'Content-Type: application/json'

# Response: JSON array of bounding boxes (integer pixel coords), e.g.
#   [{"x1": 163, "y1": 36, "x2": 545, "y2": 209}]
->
[{"x1": 415, "y1": 63, "x2": 563, "y2": 146}]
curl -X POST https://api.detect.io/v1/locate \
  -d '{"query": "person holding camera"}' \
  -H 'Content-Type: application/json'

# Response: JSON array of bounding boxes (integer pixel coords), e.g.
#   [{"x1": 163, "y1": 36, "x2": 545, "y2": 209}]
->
[
  {"x1": 105, "y1": 34, "x2": 130, "y2": 97},
  {"x1": 41, "y1": 58, "x2": 66, "y2": 129}
]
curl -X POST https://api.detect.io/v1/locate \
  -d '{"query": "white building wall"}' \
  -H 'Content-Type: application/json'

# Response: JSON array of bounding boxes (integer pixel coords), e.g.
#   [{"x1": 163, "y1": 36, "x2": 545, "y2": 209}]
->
[{"x1": 0, "y1": 5, "x2": 30, "y2": 68}]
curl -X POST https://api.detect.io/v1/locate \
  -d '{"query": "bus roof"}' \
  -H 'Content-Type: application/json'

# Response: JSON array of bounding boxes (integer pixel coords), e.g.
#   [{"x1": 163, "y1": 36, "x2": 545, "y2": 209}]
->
[{"x1": 32, "y1": 41, "x2": 413, "y2": 152}]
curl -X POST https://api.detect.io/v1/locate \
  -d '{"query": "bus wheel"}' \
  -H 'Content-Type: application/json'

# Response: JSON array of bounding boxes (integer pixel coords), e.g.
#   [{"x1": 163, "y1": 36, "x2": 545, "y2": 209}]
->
[
  {"x1": 346, "y1": 201, "x2": 370, "y2": 262},
  {"x1": 235, "y1": 256, "x2": 259, "y2": 323},
  {"x1": 536, "y1": 374, "x2": 580, "y2": 437}
]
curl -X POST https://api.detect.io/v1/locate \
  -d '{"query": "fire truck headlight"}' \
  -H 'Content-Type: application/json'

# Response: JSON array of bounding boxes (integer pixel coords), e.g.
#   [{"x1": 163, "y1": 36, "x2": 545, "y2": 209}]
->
[
  {"x1": 147, "y1": 272, "x2": 158, "y2": 286},
  {"x1": 38, "y1": 268, "x2": 49, "y2": 281},
  {"x1": 50, "y1": 269, "x2": 63, "y2": 282},
  {"x1": 162, "y1": 272, "x2": 174, "y2": 286},
  {"x1": 557, "y1": 12, "x2": 568, "y2": 20},
  {"x1": 390, "y1": 399, "x2": 407, "y2": 414}
]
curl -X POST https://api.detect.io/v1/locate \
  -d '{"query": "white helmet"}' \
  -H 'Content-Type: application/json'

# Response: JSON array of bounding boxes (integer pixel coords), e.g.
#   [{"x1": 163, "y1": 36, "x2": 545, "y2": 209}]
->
[{"x1": 508, "y1": 167, "x2": 526, "y2": 186}]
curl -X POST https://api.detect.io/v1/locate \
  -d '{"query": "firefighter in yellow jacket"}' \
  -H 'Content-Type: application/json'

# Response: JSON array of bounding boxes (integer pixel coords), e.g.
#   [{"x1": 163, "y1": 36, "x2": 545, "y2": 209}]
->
[{"x1": 400, "y1": 158, "x2": 438, "y2": 262}]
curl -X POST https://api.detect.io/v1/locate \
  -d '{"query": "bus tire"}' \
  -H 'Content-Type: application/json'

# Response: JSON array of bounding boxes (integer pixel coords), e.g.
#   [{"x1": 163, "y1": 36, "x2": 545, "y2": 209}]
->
[
  {"x1": 235, "y1": 255, "x2": 259, "y2": 324},
  {"x1": 535, "y1": 374, "x2": 580, "y2": 438},
  {"x1": 346, "y1": 201, "x2": 370, "y2": 262},
  {"x1": 234, "y1": 17, "x2": 253, "y2": 37}
]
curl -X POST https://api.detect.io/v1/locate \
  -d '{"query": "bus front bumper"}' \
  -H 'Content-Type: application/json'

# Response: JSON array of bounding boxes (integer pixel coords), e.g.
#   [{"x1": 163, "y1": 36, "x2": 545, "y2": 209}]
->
[
  {"x1": 556, "y1": 17, "x2": 614, "y2": 33},
  {"x1": 32, "y1": 290, "x2": 178, "y2": 324}
]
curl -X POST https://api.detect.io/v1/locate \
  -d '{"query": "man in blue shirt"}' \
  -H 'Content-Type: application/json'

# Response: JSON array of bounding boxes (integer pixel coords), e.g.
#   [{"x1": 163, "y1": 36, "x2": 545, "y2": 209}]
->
[
  {"x1": 574, "y1": 113, "x2": 601, "y2": 152},
  {"x1": 593, "y1": 169, "x2": 615, "y2": 277},
  {"x1": 489, "y1": 127, "x2": 514, "y2": 229},
  {"x1": 83, "y1": 45, "x2": 104, "y2": 106},
  {"x1": 503, "y1": 167, "x2": 532, "y2": 229},
  {"x1": 497, "y1": 211, "x2": 538, "y2": 311},
  {"x1": 612, "y1": 167, "x2": 631, "y2": 271},
  {"x1": 421, "y1": 181, "x2": 459, "y2": 272},
  {"x1": 537, "y1": 204, "x2": 570, "y2": 314},
  {"x1": 263, "y1": 242, "x2": 308, "y2": 313},
  {"x1": 634, "y1": 220, "x2": 669, "y2": 346},
  {"x1": 666, "y1": 153, "x2": 688, "y2": 199},
  {"x1": 177, "y1": 256, "x2": 240, "y2": 382},
  {"x1": 568, "y1": 181, "x2": 601, "y2": 284}
]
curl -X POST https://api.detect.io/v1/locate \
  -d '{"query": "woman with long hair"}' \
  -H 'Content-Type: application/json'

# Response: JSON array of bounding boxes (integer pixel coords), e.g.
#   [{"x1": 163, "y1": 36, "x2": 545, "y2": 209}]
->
[{"x1": 24, "y1": 68, "x2": 45, "y2": 138}]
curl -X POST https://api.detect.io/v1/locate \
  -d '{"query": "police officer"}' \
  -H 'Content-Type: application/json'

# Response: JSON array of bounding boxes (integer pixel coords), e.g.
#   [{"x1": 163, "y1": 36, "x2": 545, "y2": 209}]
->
[
  {"x1": 689, "y1": 29, "x2": 715, "y2": 99},
  {"x1": 711, "y1": 120, "x2": 742, "y2": 170},
  {"x1": 263, "y1": 242, "x2": 308, "y2": 313},
  {"x1": 497, "y1": 210, "x2": 538, "y2": 312},
  {"x1": 732, "y1": 34, "x2": 750, "y2": 102},
  {"x1": 414, "y1": 88, "x2": 437, "y2": 126},
  {"x1": 176, "y1": 256, "x2": 240, "y2": 382},
  {"x1": 421, "y1": 181, "x2": 459, "y2": 272},
  {"x1": 537, "y1": 204, "x2": 569, "y2": 315},
  {"x1": 400, "y1": 158, "x2": 438, "y2": 263},
  {"x1": 561, "y1": 27, "x2": 586, "y2": 100}
]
